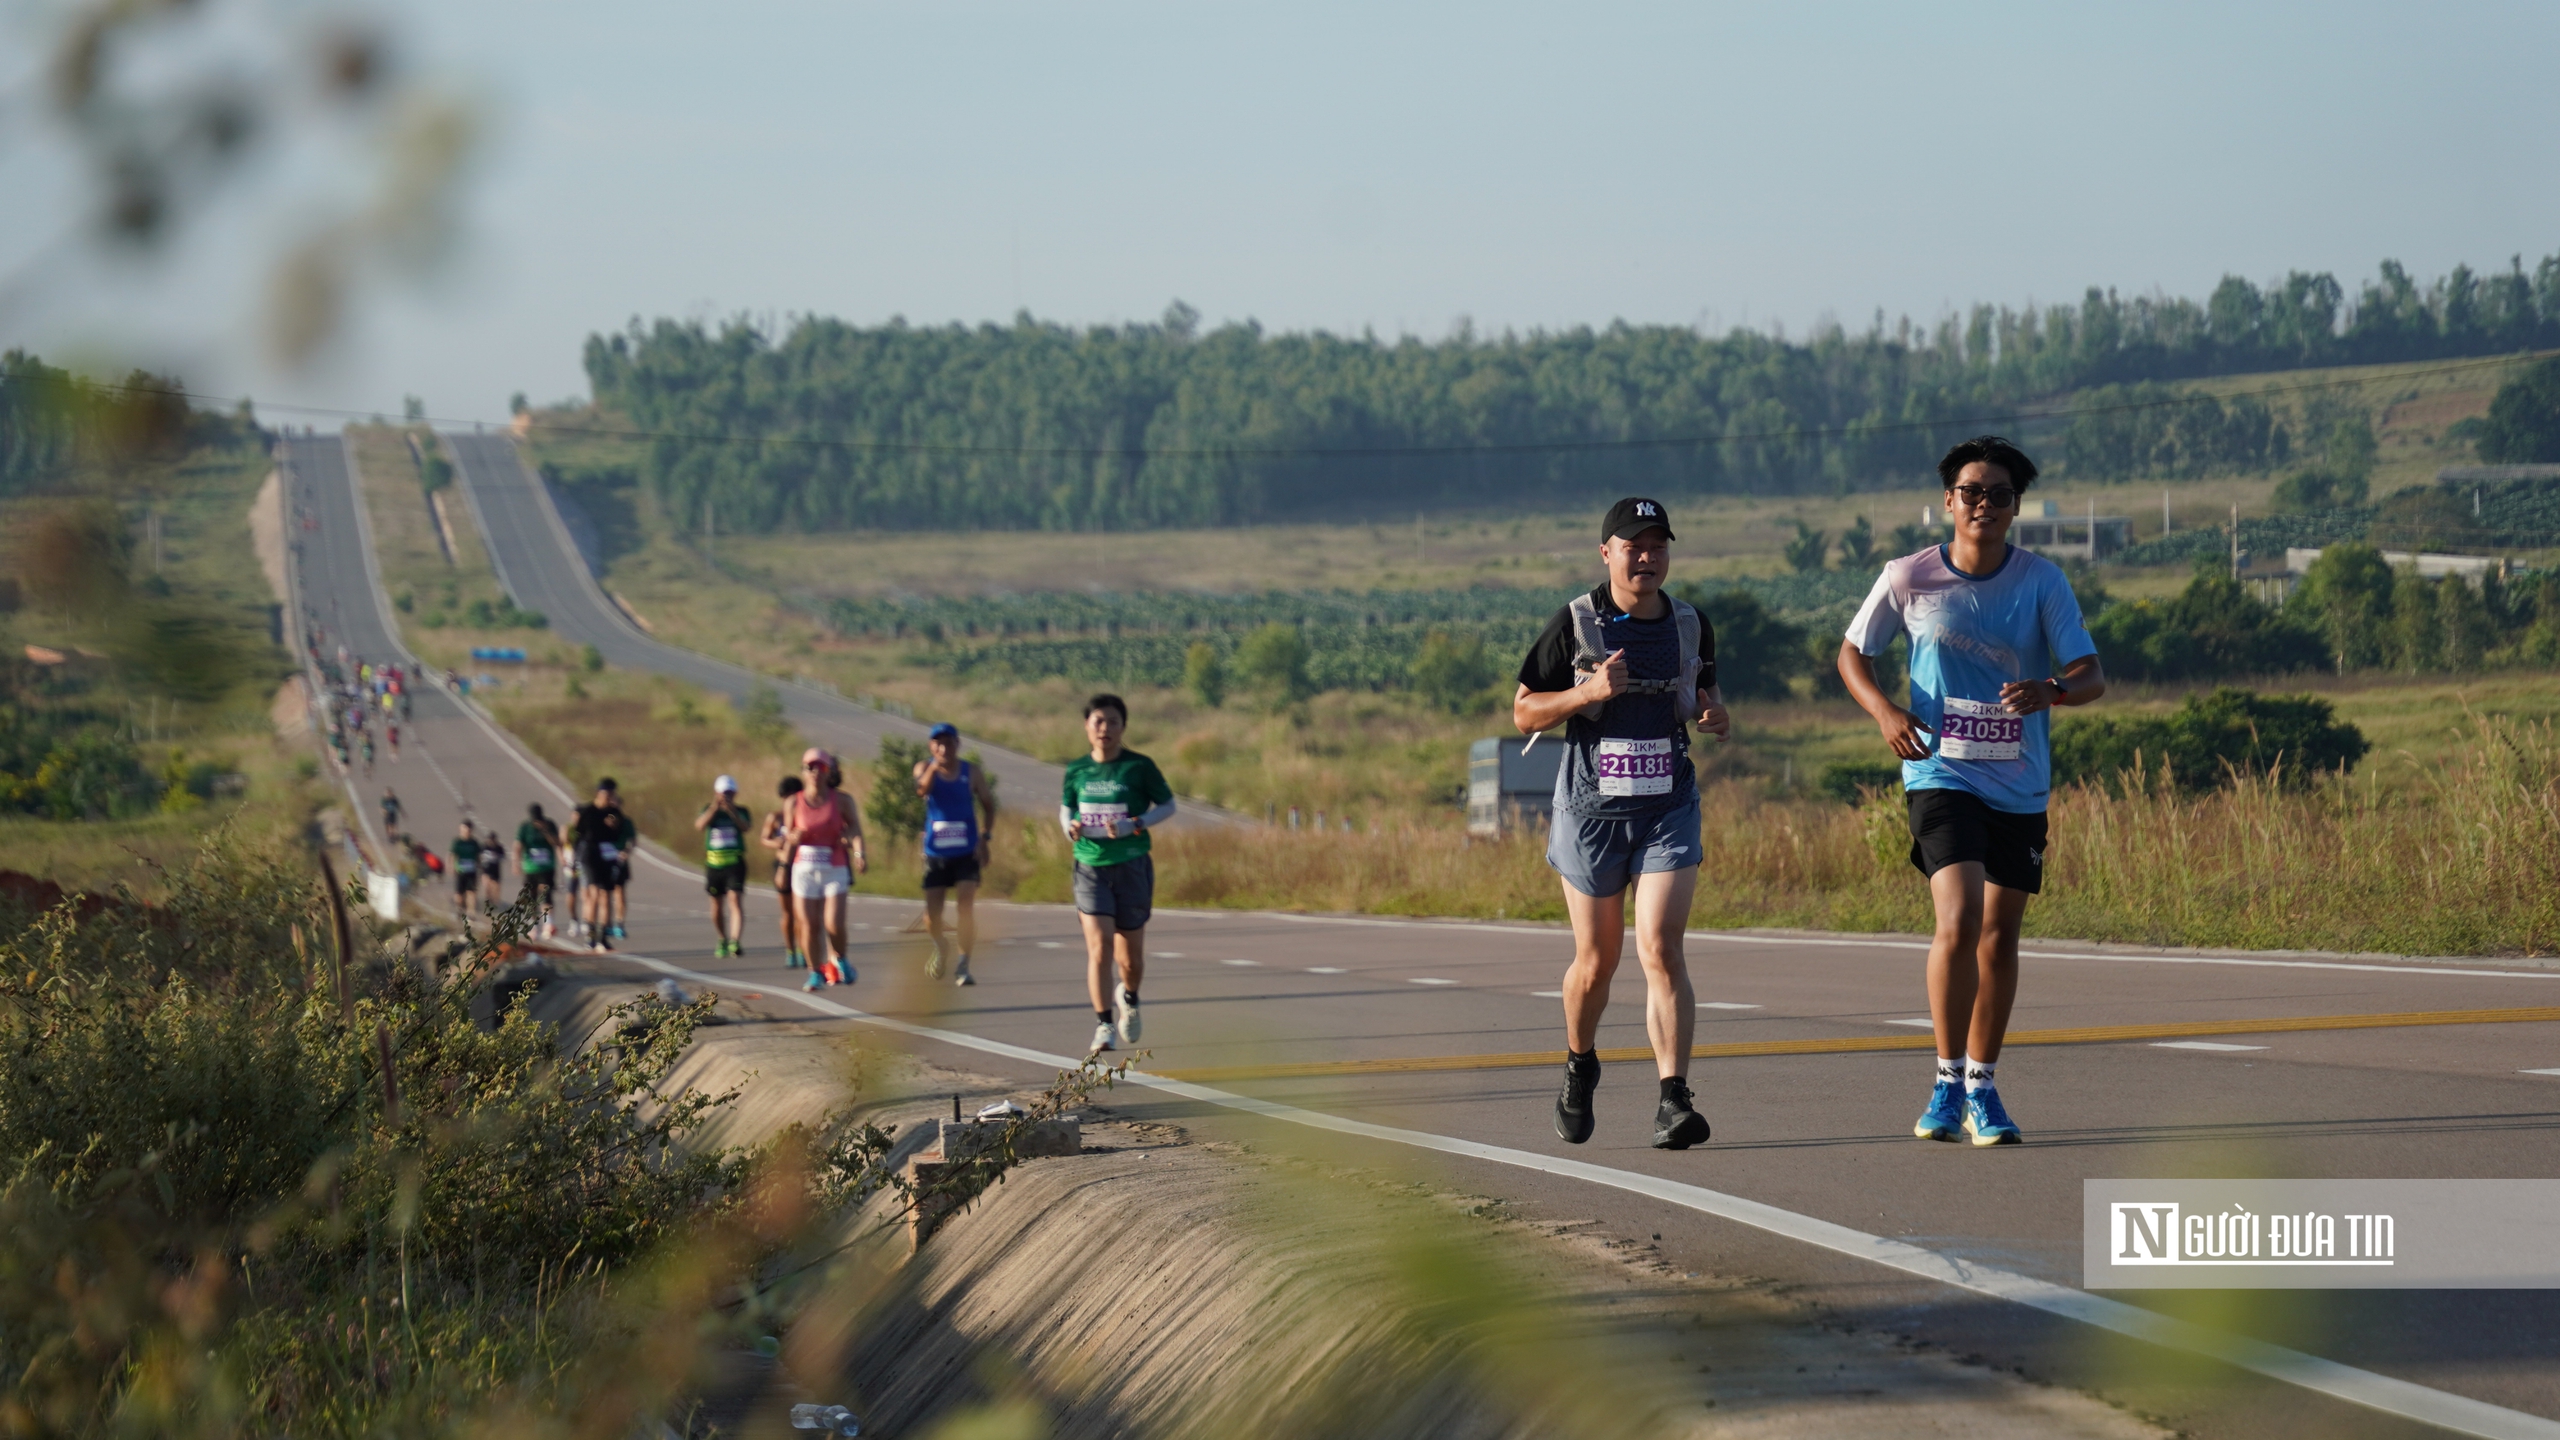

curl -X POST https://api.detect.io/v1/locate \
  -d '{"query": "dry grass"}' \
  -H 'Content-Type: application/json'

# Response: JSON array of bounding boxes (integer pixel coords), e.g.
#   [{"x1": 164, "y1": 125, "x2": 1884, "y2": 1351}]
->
[{"x1": 483, "y1": 668, "x2": 802, "y2": 857}]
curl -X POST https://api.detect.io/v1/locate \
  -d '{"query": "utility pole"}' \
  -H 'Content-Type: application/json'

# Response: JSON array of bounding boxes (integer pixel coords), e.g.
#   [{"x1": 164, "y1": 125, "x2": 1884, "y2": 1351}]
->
[
  {"x1": 2163, "y1": 488, "x2": 2171, "y2": 537},
  {"x1": 2230, "y1": 502, "x2": 2240, "y2": 580}
]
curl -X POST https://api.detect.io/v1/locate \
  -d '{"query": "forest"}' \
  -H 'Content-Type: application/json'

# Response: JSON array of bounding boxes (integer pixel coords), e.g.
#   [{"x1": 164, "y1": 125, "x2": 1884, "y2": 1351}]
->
[{"x1": 580, "y1": 251, "x2": 2560, "y2": 532}]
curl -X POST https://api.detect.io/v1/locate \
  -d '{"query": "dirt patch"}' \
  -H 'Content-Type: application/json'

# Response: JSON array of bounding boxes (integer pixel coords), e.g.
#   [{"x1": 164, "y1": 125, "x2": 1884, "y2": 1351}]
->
[
  {"x1": 270, "y1": 676, "x2": 308, "y2": 738},
  {"x1": 250, "y1": 469, "x2": 287, "y2": 601}
]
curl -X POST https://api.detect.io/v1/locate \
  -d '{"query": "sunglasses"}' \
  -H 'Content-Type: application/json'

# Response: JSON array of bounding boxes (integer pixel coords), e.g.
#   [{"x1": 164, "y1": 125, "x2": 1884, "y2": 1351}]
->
[{"x1": 1950, "y1": 485, "x2": 2018, "y2": 510}]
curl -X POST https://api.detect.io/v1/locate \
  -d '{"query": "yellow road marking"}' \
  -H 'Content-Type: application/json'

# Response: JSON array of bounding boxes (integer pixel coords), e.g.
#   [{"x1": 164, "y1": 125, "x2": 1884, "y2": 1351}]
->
[{"x1": 1153, "y1": 1005, "x2": 2560, "y2": 1084}]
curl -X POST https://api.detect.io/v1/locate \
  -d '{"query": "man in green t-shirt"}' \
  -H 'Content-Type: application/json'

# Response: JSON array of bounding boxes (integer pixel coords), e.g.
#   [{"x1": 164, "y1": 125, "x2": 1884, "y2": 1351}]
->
[
  {"x1": 1059, "y1": 693, "x2": 1175, "y2": 1057},
  {"x1": 518, "y1": 803, "x2": 562, "y2": 938},
  {"x1": 694, "y1": 774, "x2": 753, "y2": 958},
  {"x1": 450, "y1": 821, "x2": 482, "y2": 919}
]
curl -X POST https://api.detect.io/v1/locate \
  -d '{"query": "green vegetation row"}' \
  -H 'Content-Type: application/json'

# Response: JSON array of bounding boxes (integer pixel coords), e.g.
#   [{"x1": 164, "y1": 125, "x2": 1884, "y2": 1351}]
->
[
  {"x1": 831, "y1": 571, "x2": 1875, "y2": 643},
  {"x1": 2094, "y1": 548, "x2": 2560, "y2": 680},
  {"x1": 580, "y1": 250, "x2": 2560, "y2": 531},
  {"x1": 2114, "y1": 473, "x2": 2560, "y2": 566}
]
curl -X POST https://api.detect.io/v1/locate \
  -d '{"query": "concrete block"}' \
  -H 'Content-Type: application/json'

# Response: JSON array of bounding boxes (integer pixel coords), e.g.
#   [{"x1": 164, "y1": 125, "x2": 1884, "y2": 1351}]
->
[{"x1": 935, "y1": 1114, "x2": 1080, "y2": 1163}]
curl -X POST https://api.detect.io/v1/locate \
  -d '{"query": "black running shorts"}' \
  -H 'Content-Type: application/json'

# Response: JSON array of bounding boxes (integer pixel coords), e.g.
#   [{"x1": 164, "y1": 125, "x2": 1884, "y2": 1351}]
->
[
  {"x1": 922, "y1": 854, "x2": 982, "y2": 891},
  {"x1": 704, "y1": 863, "x2": 747, "y2": 897},
  {"x1": 1907, "y1": 788, "x2": 2047, "y2": 894},
  {"x1": 580, "y1": 856, "x2": 619, "y2": 890}
]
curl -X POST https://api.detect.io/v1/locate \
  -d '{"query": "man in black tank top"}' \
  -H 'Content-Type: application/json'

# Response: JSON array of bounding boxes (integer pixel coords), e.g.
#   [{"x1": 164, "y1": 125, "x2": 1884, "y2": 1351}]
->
[{"x1": 1513, "y1": 499, "x2": 1730, "y2": 1152}]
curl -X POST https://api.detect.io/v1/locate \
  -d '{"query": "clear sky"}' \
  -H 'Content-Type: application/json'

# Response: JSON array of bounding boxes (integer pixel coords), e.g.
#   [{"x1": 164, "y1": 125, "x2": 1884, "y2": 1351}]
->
[{"x1": 9, "y1": 1, "x2": 2559, "y2": 423}]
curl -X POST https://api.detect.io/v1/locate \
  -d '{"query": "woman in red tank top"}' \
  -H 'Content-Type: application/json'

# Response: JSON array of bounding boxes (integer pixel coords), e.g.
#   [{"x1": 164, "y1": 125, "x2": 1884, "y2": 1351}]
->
[{"x1": 781, "y1": 748, "x2": 866, "y2": 986}]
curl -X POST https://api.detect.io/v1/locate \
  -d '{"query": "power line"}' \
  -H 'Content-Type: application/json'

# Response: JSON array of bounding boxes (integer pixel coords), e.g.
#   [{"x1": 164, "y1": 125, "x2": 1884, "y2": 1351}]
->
[{"x1": 29, "y1": 350, "x2": 2552, "y2": 464}]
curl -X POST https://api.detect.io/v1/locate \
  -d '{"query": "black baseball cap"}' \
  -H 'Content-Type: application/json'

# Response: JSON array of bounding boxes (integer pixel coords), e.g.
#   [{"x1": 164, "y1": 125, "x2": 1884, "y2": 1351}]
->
[{"x1": 1603, "y1": 497, "x2": 1676, "y2": 541}]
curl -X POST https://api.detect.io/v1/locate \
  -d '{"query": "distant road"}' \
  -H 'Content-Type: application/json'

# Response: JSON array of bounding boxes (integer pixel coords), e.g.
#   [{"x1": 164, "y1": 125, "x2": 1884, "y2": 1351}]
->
[{"x1": 439, "y1": 431, "x2": 1233, "y2": 827}]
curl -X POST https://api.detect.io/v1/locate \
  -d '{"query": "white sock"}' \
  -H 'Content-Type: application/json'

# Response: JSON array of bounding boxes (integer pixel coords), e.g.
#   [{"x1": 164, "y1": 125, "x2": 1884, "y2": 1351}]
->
[
  {"x1": 1935, "y1": 1056, "x2": 1962, "y2": 1085},
  {"x1": 1964, "y1": 1057, "x2": 1995, "y2": 1094}
]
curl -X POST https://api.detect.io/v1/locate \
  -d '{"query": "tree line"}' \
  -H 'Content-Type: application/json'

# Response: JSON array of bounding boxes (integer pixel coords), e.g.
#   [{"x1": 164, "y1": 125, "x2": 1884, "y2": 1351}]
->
[
  {"x1": 0, "y1": 351, "x2": 251, "y2": 497},
  {"x1": 580, "y1": 250, "x2": 2560, "y2": 532}
]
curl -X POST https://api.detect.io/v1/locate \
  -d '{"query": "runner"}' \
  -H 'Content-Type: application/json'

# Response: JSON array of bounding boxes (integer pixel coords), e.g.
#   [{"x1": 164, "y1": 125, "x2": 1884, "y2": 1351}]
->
[
  {"x1": 779, "y1": 749, "x2": 866, "y2": 990},
  {"x1": 518, "y1": 803, "x2": 562, "y2": 936},
  {"x1": 478, "y1": 829, "x2": 506, "y2": 913},
  {"x1": 449, "y1": 820, "x2": 482, "y2": 920},
  {"x1": 762, "y1": 776, "x2": 807, "y2": 968},
  {"x1": 567, "y1": 781, "x2": 623, "y2": 950},
  {"x1": 914, "y1": 722, "x2": 996, "y2": 986},
  {"x1": 359, "y1": 730, "x2": 375, "y2": 777},
  {"x1": 695, "y1": 775, "x2": 752, "y2": 957},
  {"x1": 380, "y1": 787, "x2": 403, "y2": 844},
  {"x1": 601, "y1": 782, "x2": 637, "y2": 940},
  {"x1": 1839, "y1": 436, "x2": 2105, "y2": 1148},
  {"x1": 1060, "y1": 694, "x2": 1173, "y2": 1056},
  {"x1": 1513, "y1": 497, "x2": 1728, "y2": 1151},
  {"x1": 385, "y1": 718, "x2": 400, "y2": 762}
]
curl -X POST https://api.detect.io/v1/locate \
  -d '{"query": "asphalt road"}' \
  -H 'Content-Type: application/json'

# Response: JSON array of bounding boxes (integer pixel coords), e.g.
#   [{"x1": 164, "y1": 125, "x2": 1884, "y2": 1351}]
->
[
  {"x1": 438, "y1": 430, "x2": 1231, "y2": 828},
  {"x1": 282, "y1": 434, "x2": 2560, "y2": 1440}
]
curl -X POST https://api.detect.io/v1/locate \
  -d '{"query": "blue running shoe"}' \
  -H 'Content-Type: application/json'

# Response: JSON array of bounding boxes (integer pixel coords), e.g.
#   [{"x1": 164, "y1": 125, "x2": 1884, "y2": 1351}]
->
[
  {"x1": 837, "y1": 963, "x2": 856, "y2": 987},
  {"x1": 786, "y1": 950, "x2": 805, "y2": 970},
  {"x1": 1963, "y1": 1087, "x2": 2023, "y2": 1146},
  {"x1": 1914, "y1": 1080, "x2": 1964, "y2": 1141}
]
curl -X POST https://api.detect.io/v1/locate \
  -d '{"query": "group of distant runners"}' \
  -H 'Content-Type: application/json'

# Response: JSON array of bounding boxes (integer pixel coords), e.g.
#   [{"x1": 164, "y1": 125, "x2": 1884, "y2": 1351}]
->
[{"x1": 385, "y1": 433, "x2": 2098, "y2": 1155}]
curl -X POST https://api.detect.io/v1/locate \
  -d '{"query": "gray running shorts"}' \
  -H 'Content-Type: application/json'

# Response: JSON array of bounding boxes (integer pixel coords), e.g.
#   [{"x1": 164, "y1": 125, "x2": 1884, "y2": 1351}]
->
[
  {"x1": 1545, "y1": 794, "x2": 1703, "y2": 898},
  {"x1": 1072, "y1": 854, "x2": 1154, "y2": 931}
]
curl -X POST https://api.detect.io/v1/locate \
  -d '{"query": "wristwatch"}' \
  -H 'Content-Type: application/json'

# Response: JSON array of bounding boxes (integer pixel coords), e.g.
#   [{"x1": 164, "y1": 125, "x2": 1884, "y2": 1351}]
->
[{"x1": 2046, "y1": 675, "x2": 2070, "y2": 702}]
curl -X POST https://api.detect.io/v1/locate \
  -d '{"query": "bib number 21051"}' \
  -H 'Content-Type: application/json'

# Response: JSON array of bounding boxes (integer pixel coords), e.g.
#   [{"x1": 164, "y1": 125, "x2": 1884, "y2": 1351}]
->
[
  {"x1": 1937, "y1": 697, "x2": 2024, "y2": 761},
  {"x1": 1594, "y1": 737, "x2": 1675, "y2": 796}
]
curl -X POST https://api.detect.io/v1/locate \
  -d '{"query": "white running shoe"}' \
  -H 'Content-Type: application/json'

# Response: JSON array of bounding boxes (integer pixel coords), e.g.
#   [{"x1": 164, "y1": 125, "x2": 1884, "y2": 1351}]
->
[
  {"x1": 924, "y1": 938, "x2": 945, "y2": 980},
  {"x1": 953, "y1": 955, "x2": 974, "y2": 987},
  {"x1": 1088, "y1": 1022, "x2": 1116, "y2": 1056},
  {"x1": 1116, "y1": 988, "x2": 1142, "y2": 1046}
]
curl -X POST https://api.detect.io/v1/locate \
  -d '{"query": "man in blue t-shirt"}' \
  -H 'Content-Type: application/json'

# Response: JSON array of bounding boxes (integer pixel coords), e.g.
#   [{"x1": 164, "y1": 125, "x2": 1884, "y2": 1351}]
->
[{"x1": 1840, "y1": 436, "x2": 2107, "y2": 1148}]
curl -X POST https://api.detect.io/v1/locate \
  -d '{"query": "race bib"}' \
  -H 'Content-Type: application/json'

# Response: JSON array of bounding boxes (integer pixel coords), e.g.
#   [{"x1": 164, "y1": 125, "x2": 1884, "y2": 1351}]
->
[
  {"x1": 597, "y1": 841, "x2": 622, "y2": 863},
  {"x1": 1594, "y1": 737, "x2": 1676, "y2": 797},
  {"x1": 522, "y1": 847, "x2": 552, "y2": 873},
  {"x1": 929, "y1": 819, "x2": 973, "y2": 849},
  {"x1": 454, "y1": 856, "x2": 477, "y2": 876},
  {"x1": 1938, "y1": 697, "x2": 2024, "y2": 761},
  {"x1": 1077, "y1": 802, "x2": 1128, "y2": 838}
]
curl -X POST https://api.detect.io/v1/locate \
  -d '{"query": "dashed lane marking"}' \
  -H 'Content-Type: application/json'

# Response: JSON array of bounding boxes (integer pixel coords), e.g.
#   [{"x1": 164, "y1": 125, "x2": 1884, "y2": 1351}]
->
[
  {"x1": 2154, "y1": 1041, "x2": 2270, "y2": 1052},
  {"x1": 1149, "y1": 1005, "x2": 2560, "y2": 1083},
  {"x1": 1410, "y1": 977, "x2": 1459, "y2": 986},
  {"x1": 1697, "y1": 1002, "x2": 1763, "y2": 1010}
]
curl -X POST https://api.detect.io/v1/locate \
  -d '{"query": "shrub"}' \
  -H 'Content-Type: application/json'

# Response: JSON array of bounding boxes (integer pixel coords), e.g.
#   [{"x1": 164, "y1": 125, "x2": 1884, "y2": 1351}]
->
[
  {"x1": 2052, "y1": 686, "x2": 2368, "y2": 793},
  {"x1": 1410, "y1": 630, "x2": 1494, "y2": 714},
  {"x1": 1182, "y1": 639, "x2": 1226, "y2": 709},
  {"x1": 1234, "y1": 623, "x2": 1312, "y2": 705},
  {"x1": 2087, "y1": 567, "x2": 2323, "y2": 681},
  {"x1": 870, "y1": 734, "x2": 929, "y2": 840},
  {"x1": 1687, "y1": 589, "x2": 1805, "y2": 703},
  {"x1": 2476, "y1": 355, "x2": 2560, "y2": 464}
]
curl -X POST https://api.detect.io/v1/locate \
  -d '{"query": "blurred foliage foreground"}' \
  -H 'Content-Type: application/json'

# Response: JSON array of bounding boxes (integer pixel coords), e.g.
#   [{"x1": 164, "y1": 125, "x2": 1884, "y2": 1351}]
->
[{"x1": 0, "y1": 836, "x2": 1092, "y2": 1437}]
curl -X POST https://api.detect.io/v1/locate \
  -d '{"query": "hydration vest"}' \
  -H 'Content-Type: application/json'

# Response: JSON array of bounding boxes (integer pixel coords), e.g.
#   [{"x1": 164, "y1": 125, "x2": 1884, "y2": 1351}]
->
[{"x1": 1565, "y1": 591, "x2": 1706, "y2": 723}]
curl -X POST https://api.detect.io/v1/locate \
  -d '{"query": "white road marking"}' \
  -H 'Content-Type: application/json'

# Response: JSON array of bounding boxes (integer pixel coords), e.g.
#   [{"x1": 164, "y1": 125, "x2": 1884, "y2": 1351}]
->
[
  {"x1": 2154, "y1": 1041, "x2": 2270, "y2": 1052},
  {"x1": 1697, "y1": 1002, "x2": 1763, "y2": 1010},
  {"x1": 1887, "y1": 1018, "x2": 1936, "y2": 1027},
  {"x1": 1038, "y1": 941, "x2": 1065, "y2": 949},
  {"x1": 1308, "y1": 967, "x2": 1348, "y2": 975},
  {"x1": 1410, "y1": 978, "x2": 1459, "y2": 986},
  {"x1": 620, "y1": 949, "x2": 2560, "y2": 1440},
  {"x1": 1221, "y1": 958, "x2": 1259, "y2": 967},
  {"x1": 1531, "y1": 990, "x2": 1563, "y2": 998},
  {"x1": 2522, "y1": 1068, "x2": 2560, "y2": 1077},
  {"x1": 1158, "y1": 951, "x2": 1186, "y2": 958}
]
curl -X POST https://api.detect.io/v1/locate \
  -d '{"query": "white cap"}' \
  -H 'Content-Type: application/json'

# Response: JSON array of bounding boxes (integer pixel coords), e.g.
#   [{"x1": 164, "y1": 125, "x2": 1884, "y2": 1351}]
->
[{"x1": 714, "y1": 774, "x2": 737, "y2": 793}]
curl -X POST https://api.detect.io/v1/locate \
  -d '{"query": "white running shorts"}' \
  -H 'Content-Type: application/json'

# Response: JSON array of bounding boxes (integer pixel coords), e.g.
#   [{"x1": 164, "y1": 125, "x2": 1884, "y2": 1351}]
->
[{"x1": 791, "y1": 857, "x2": 851, "y2": 899}]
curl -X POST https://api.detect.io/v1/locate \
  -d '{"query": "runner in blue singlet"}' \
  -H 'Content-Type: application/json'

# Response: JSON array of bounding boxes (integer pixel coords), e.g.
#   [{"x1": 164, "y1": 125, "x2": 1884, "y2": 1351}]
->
[{"x1": 913, "y1": 722, "x2": 997, "y2": 985}]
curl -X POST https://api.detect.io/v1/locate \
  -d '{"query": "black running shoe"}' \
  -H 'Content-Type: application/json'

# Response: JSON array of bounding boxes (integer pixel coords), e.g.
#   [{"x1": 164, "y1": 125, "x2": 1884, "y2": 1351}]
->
[
  {"x1": 1555, "y1": 1056, "x2": 1600, "y2": 1144},
  {"x1": 1653, "y1": 1078, "x2": 1711, "y2": 1150}
]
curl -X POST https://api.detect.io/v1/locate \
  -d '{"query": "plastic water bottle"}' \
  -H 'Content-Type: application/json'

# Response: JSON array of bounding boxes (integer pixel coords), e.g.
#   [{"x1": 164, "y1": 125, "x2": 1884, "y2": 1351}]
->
[{"x1": 789, "y1": 1403, "x2": 862, "y2": 1436}]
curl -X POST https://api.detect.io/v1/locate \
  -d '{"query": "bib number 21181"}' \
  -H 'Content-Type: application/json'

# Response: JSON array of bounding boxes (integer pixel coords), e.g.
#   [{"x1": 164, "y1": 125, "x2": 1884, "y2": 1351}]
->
[{"x1": 1594, "y1": 737, "x2": 1675, "y2": 796}]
